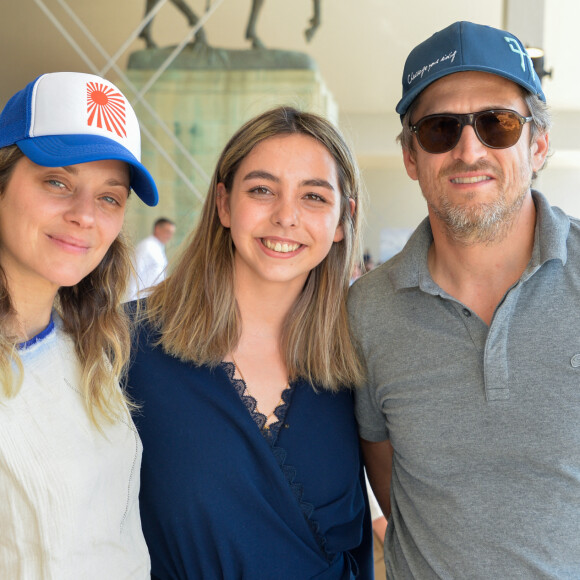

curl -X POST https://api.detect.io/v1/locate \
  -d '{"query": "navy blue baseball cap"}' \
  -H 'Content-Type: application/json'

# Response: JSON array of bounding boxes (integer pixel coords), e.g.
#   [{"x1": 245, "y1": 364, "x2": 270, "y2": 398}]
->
[
  {"x1": 0, "y1": 72, "x2": 158, "y2": 206},
  {"x1": 396, "y1": 21, "x2": 545, "y2": 117}
]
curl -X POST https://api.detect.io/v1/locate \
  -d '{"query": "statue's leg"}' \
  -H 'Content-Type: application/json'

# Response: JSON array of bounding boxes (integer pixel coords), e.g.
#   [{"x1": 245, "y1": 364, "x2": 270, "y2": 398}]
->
[
  {"x1": 245, "y1": 0, "x2": 265, "y2": 49},
  {"x1": 304, "y1": 0, "x2": 321, "y2": 42},
  {"x1": 139, "y1": 0, "x2": 158, "y2": 49},
  {"x1": 170, "y1": 0, "x2": 208, "y2": 44}
]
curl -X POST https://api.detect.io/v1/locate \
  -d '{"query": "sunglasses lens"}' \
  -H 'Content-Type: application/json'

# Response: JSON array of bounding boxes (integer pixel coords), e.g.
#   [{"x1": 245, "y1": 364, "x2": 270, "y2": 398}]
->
[
  {"x1": 416, "y1": 116, "x2": 462, "y2": 153},
  {"x1": 476, "y1": 111, "x2": 523, "y2": 148},
  {"x1": 414, "y1": 110, "x2": 527, "y2": 153}
]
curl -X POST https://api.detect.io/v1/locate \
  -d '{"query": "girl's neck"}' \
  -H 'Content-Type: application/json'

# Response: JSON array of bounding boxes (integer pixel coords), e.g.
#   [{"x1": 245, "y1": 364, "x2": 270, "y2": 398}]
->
[
  {"x1": 229, "y1": 264, "x2": 300, "y2": 422},
  {"x1": 233, "y1": 267, "x2": 305, "y2": 341}
]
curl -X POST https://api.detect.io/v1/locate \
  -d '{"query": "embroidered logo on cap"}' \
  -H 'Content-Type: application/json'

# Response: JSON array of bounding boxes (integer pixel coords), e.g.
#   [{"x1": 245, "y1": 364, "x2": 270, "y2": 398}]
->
[
  {"x1": 504, "y1": 36, "x2": 537, "y2": 80},
  {"x1": 86, "y1": 82, "x2": 126, "y2": 139}
]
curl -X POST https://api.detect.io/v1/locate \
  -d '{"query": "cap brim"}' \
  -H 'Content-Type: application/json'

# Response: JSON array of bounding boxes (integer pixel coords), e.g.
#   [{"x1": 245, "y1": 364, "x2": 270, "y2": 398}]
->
[{"x1": 17, "y1": 134, "x2": 158, "y2": 206}]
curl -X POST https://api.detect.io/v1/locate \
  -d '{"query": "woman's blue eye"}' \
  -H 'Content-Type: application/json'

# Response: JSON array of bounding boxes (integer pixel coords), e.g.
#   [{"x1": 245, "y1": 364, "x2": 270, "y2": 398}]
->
[{"x1": 102, "y1": 195, "x2": 121, "y2": 206}]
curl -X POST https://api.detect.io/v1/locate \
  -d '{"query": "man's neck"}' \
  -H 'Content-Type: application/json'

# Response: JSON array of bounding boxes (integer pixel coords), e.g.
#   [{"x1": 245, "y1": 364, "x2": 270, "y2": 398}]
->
[{"x1": 427, "y1": 194, "x2": 537, "y2": 325}]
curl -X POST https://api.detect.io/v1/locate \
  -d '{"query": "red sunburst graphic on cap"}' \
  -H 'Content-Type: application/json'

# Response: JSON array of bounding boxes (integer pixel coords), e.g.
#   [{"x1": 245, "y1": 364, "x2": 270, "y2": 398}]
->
[{"x1": 86, "y1": 82, "x2": 126, "y2": 138}]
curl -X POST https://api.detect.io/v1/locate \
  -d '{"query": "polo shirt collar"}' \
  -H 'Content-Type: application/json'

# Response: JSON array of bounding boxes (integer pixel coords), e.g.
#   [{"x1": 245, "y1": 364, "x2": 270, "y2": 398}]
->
[{"x1": 389, "y1": 190, "x2": 570, "y2": 293}]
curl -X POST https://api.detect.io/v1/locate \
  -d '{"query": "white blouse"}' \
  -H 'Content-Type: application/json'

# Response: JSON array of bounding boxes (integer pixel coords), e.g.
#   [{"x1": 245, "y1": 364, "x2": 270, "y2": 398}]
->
[{"x1": 0, "y1": 315, "x2": 150, "y2": 579}]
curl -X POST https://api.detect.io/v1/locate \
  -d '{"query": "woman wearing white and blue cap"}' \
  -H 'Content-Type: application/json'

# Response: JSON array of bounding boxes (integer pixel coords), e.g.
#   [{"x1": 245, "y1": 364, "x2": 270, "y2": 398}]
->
[{"x1": 0, "y1": 72, "x2": 157, "y2": 578}]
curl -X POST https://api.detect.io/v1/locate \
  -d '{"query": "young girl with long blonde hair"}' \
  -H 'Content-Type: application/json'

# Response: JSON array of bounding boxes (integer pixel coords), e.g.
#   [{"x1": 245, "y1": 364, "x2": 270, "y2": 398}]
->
[{"x1": 128, "y1": 106, "x2": 372, "y2": 579}]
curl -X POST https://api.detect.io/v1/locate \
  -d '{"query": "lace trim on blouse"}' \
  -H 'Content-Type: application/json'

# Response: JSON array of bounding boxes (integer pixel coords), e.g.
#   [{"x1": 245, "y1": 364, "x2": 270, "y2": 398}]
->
[
  {"x1": 221, "y1": 361, "x2": 292, "y2": 440},
  {"x1": 221, "y1": 361, "x2": 330, "y2": 560}
]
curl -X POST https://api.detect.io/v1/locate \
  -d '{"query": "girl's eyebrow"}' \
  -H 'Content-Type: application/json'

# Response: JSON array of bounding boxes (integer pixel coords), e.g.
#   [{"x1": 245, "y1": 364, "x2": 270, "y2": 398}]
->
[
  {"x1": 242, "y1": 171, "x2": 334, "y2": 191},
  {"x1": 242, "y1": 170, "x2": 279, "y2": 183},
  {"x1": 301, "y1": 178, "x2": 335, "y2": 191}
]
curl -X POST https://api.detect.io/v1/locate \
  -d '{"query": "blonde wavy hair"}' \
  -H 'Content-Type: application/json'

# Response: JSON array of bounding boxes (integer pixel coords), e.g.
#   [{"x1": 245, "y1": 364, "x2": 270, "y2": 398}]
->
[
  {"x1": 146, "y1": 106, "x2": 365, "y2": 390},
  {"x1": 0, "y1": 145, "x2": 133, "y2": 427}
]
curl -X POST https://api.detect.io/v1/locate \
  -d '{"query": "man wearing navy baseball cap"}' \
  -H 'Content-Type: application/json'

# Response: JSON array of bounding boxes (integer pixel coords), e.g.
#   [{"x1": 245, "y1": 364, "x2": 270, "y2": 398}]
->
[{"x1": 349, "y1": 22, "x2": 580, "y2": 578}]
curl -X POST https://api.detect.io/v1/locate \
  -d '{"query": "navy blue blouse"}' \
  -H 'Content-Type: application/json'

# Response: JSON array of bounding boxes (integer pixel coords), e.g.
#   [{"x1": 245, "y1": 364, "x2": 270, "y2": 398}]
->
[{"x1": 127, "y1": 323, "x2": 373, "y2": 579}]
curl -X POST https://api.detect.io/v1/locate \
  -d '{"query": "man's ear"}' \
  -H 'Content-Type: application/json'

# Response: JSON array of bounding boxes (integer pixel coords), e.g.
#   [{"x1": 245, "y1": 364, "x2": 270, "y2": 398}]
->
[
  {"x1": 402, "y1": 147, "x2": 419, "y2": 181},
  {"x1": 531, "y1": 131, "x2": 550, "y2": 174},
  {"x1": 216, "y1": 183, "x2": 231, "y2": 228}
]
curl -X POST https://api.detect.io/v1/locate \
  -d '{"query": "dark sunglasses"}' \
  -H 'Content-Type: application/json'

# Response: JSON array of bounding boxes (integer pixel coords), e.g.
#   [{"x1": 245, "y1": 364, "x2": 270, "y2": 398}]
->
[{"x1": 410, "y1": 109, "x2": 533, "y2": 154}]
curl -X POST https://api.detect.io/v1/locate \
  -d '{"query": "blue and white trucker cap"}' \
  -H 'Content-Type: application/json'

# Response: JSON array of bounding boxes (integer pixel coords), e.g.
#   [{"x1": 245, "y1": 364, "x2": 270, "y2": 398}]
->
[
  {"x1": 396, "y1": 21, "x2": 545, "y2": 117},
  {"x1": 0, "y1": 72, "x2": 158, "y2": 206}
]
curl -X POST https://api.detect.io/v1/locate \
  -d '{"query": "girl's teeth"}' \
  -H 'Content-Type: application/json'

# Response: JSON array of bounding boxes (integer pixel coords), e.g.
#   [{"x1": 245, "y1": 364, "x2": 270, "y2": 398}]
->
[{"x1": 263, "y1": 239, "x2": 300, "y2": 253}]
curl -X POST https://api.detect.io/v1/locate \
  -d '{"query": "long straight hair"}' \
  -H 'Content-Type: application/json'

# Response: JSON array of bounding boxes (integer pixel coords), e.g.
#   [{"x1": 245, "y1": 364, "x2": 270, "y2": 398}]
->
[
  {"x1": 0, "y1": 145, "x2": 134, "y2": 427},
  {"x1": 146, "y1": 106, "x2": 365, "y2": 390}
]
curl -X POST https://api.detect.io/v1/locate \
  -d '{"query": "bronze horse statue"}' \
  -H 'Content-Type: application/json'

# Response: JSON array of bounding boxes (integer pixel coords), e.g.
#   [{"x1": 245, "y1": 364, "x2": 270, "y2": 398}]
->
[{"x1": 140, "y1": 0, "x2": 321, "y2": 49}]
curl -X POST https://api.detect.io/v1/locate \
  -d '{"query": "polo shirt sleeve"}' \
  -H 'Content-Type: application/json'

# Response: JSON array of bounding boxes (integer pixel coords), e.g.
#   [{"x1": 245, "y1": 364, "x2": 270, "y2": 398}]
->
[{"x1": 348, "y1": 281, "x2": 390, "y2": 443}]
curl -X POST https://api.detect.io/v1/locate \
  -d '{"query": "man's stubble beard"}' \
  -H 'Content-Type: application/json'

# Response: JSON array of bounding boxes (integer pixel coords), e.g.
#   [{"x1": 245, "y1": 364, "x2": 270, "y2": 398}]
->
[{"x1": 419, "y1": 160, "x2": 533, "y2": 246}]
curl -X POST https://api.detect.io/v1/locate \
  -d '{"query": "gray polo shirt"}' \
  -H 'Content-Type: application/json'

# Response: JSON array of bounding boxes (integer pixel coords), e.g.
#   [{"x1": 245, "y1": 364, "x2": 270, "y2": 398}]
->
[{"x1": 349, "y1": 191, "x2": 580, "y2": 579}]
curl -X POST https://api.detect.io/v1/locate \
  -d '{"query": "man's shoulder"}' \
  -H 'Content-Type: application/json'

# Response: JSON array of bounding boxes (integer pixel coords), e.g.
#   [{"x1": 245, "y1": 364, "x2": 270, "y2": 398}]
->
[
  {"x1": 348, "y1": 257, "x2": 402, "y2": 314},
  {"x1": 567, "y1": 213, "x2": 580, "y2": 234},
  {"x1": 535, "y1": 191, "x2": 580, "y2": 254},
  {"x1": 351, "y1": 260, "x2": 392, "y2": 290},
  {"x1": 349, "y1": 219, "x2": 430, "y2": 319}
]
